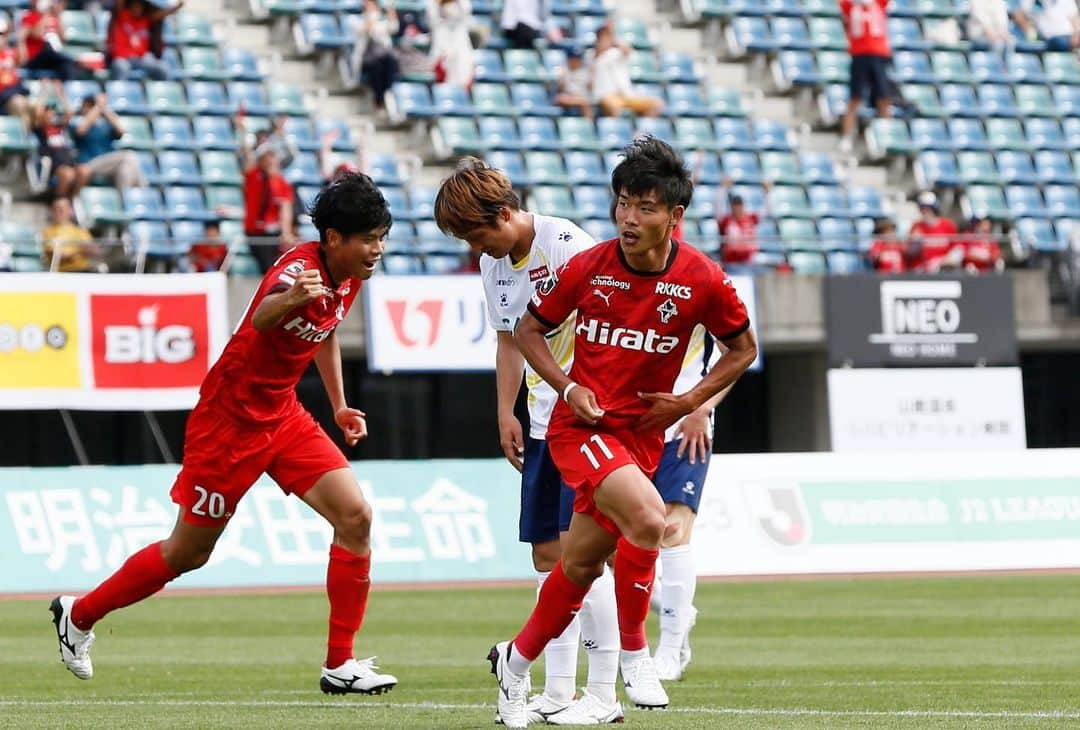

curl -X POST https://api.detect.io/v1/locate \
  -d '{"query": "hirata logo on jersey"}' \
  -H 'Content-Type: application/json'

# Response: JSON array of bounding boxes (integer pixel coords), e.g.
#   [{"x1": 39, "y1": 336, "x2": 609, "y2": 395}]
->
[
  {"x1": 576, "y1": 318, "x2": 679, "y2": 353},
  {"x1": 655, "y1": 282, "x2": 692, "y2": 300},
  {"x1": 91, "y1": 294, "x2": 208, "y2": 388},
  {"x1": 282, "y1": 316, "x2": 337, "y2": 343}
]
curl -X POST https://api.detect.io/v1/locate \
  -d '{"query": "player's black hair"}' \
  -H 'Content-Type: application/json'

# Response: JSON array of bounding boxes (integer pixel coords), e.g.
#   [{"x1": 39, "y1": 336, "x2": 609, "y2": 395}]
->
[
  {"x1": 610, "y1": 135, "x2": 693, "y2": 211},
  {"x1": 309, "y1": 171, "x2": 393, "y2": 244}
]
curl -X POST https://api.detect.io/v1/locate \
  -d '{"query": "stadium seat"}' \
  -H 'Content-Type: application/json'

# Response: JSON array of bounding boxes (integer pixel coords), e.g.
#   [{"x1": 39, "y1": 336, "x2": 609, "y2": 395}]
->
[
  {"x1": 1007, "y1": 52, "x2": 1046, "y2": 85},
  {"x1": 157, "y1": 150, "x2": 203, "y2": 186},
  {"x1": 573, "y1": 186, "x2": 610, "y2": 220},
  {"x1": 282, "y1": 116, "x2": 320, "y2": 152},
  {"x1": 660, "y1": 52, "x2": 699, "y2": 84},
  {"x1": 727, "y1": 17, "x2": 777, "y2": 57},
  {"x1": 977, "y1": 85, "x2": 1019, "y2": 118},
  {"x1": 722, "y1": 151, "x2": 764, "y2": 184},
  {"x1": 221, "y1": 48, "x2": 265, "y2": 82},
  {"x1": 986, "y1": 118, "x2": 1029, "y2": 151},
  {"x1": 808, "y1": 17, "x2": 847, "y2": 50},
  {"x1": 1044, "y1": 53, "x2": 1080, "y2": 85},
  {"x1": 931, "y1": 51, "x2": 973, "y2": 85},
  {"x1": 1045, "y1": 185, "x2": 1080, "y2": 217},
  {"x1": 204, "y1": 186, "x2": 245, "y2": 219},
  {"x1": 1026, "y1": 118, "x2": 1069, "y2": 151},
  {"x1": 691, "y1": 151, "x2": 723, "y2": 184},
  {"x1": 969, "y1": 51, "x2": 1007, "y2": 84},
  {"x1": 504, "y1": 49, "x2": 551, "y2": 83},
  {"x1": 614, "y1": 17, "x2": 653, "y2": 50},
  {"x1": 891, "y1": 51, "x2": 935, "y2": 84},
  {"x1": 770, "y1": 18, "x2": 812, "y2": 50},
  {"x1": 939, "y1": 84, "x2": 981, "y2": 118},
  {"x1": 79, "y1": 187, "x2": 129, "y2": 227},
  {"x1": 388, "y1": 82, "x2": 436, "y2": 120},
  {"x1": 478, "y1": 117, "x2": 524, "y2": 151},
  {"x1": 557, "y1": 118, "x2": 601, "y2": 151},
  {"x1": 957, "y1": 151, "x2": 1001, "y2": 185},
  {"x1": 728, "y1": 184, "x2": 768, "y2": 215},
  {"x1": 713, "y1": 118, "x2": 757, "y2": 151},
  {"x1": 596, "y1": 117, "x2": 635, "y2": 150},
  {"x1": 486, "y1": 151, "x2": 527, "y2": 186},
  {"x1": 847, "y1": 186, "x2": 886, "y2": 219},
  {"x1": 779, "y1": 218, "x2": 819, "y2": 250},
  {"x1": 172, "y1": 13, "x2": 217, "y2": 47},
  {"x1": 165, "y1": 186, "x2": 215, "y2": 221},
  {"x1": 269, "y1": 83, "x2": 310, "y2": 116},
  {"x1": 0, "y1": 221, "x2": 40, "y2": 257},
  {"x1": 380, "y1": 187, "x2": 409, "y2": 221},
  {"x1": 106, "y1": 80, "x2": 150, "y2": 116},
  {"x1": 296, "y1": 13, "x2": 349, "y2": 53},
  {"x1": 0, "y1": 116, "x2": 32, "y2": 153},
  {"x1": 182, "y1": 47, "x2": 231, "y2": 81},
  {"x1": 799, "y1": 152, "x2": 839, "y2": 185},
  {"x1": 888, "y1": 17, "x2": 928, "y2": 51},
  {"x1": 1034, "y1": 150, "x2": 1074, "y2": 185},
  {"x1": 367, "y1": 153, "x2": 404, "y2": 187},
  {"x1": 666, "y1": 85, "x2": 710, "y2": 117},
  {"x1": 901, "y1": 84, "x2": 945, "y2": 117},
  {"x1": 199, "y1": 151, "x2": 243, "y2": 186},
  {"x1": 192, "y1": 116, "x2": 235, "y2": 151},
  {"x1": 635, "y1": 117, "x2": 674, "y2": 143},
  {"x1": 962, "y1": 185, "x2": 1009, "y2": 220},
  {"x1": 434, "y1": 118, "x2": 486, "y2": 156},
  {"x1": 866, "y1": 119, "x2": 914, "y2": 158},
  {"x1": 818, "y1": 217, "x2": 858, "y2": 250},
  {"x1": 581, "y1": 218, "x2": 617, "y2": 242},
  {"x1": 914, "y1": 151, "x2": 961, "y2": 188},
  {"x1": 115, "y1": 116, "x2": 155, "y2": 151},
  {"x1": 518, "y1": 117, "x2": 561, "y2": 151},
  {"x1": 65, "y1": 80, "x2": 103, "y2": 104},
  {"x1": 1015, "y1": 85, "x2": 1056, "y2": 118},
  {"x1": 947, "y1": 119, "x2": 990, "y2": 151},
  {"x1": 752, "y1": 119, "x2": 793, "y2": 151},
  {"x1": 628, "y1": 51, "x2": 665, "y2": 84},
  {"x1": 128, "y1": 220, "x2": 175, "y2": 258},
  {"x1": 774, "y1": 51, "x2": 820, "y2": 89},
  {"x1": 228, "y1": 82, "x2": 272, "y2": 117},
  {"x1": 1005, "y1": 185, "x2": 1048, "y2": 218},
  {"x1": 769, "y1": 186, "x2": 812, "y2": 218},
  {"x1": 145, "y1": 80, "x2": 191, "y2": 116},
  {"x1": 759, "y1": 151, "x2": 801, "y2": 185},
  {"x1": 685, "y1": 184, "x2": 718, "y2": 220},
  {"x1": 283, "y1": 152, "x2": 323, "y2": 187},
  {"x1": 153, "y1": 117, "x2": 197, "y2": 150},
  {"x1": 62, "y1": 9, "x2": 100, "y2": 50},
  {"x1": 124, "y1": 188, "x2": 169, "y2": 222},
  {"x1": 473, "y1": 49, "x2": 508, "y2": 84},
  {"x1": 910, "y1": 118, "x2": 952, "y2": 151},
  {"x1": 186, "y1": 81, "x2": 234, "y2": 116},
  {"x1": 1064, "y1": 118, "x2": 1080, "y2": 149},
  {"x1": 707, "y1": 88, "x2": 748, "y2": 117},
  {"x1": 815, "y1": 51, "x2": 851, "y2": 85},
  {"x1": 529, "y1": 186, "x2": 575, "y2": 218},
  {"x1": 407, "y1": 185, "x2": 436, "y2": 221},
  {"x1": 674, "y1": 117, "x2": 721, "y2": 152},
  {"x1": 808, "y1": 185, "x2": 849, "y2": 218},
  {"x1": 564, "y1": 151, "x2": 607, "y2": 186},
  {"x1": 1014, "y1": 217, "x2": 1060, "y2": 252},
  {"x1": 996, "y1": 151, "x2": 1039, "y2": 185},
  {"x1": 471, "y1": 83, "x2": 514, "y2": 117},
  {"x1": 509, "y1": 84, "x2": 561, "y2": 117}
]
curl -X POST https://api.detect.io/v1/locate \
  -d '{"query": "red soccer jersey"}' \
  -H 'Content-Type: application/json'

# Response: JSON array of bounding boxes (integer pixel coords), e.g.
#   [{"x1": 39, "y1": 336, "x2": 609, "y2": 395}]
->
[
  {"x1": 960, "y1": 235, "x2": 1001, "y2": 272},
  {"x1": 108, "y1": 8, "x2": 151, "y2": 60},
  {"x1": 244, "y1": 169, "x2": 294, "y2": 235},
  {"x1": 21, "y1": 11, "x2": 61, "y2": 60},
  {"x1": 718, "y1": 213, "x2": 760, "y2": 264},
  {"x1": 198, "y1": 242, "x2": 361, "y2": 424},
  {"x1": 869, "y1": 238, "x2": 907, "y2": 272},
  {"x1": 909, "y1": 217, "x2": 958, "y2": 270},
  {"x1": 0, "y1": 48, "x2": 19, "y2": 91},
  {"x1": 528, "y1": 239, "x2": 749, "y2": 436},
  {"x1": 840, "y1": 0, "x2": 891, "y2": 57}
]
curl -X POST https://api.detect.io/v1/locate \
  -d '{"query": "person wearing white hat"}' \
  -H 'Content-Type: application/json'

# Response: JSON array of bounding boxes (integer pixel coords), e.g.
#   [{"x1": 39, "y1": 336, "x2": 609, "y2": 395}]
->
[{"x1": 908, "y1": 191, "x2": 961, "y2": 272}]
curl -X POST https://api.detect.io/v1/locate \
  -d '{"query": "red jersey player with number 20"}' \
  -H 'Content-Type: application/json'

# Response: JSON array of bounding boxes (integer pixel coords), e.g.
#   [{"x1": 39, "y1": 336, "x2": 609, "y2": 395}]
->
[
  {"x1": 488, "y1": 137, "x2": 758, "y2": 727},
  {"x1": 49, "y1": 173, "x2": 399, "y2": 697}
]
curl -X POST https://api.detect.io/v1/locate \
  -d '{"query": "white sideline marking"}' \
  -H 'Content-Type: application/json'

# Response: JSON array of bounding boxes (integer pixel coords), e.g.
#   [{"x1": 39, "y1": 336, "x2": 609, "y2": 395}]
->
[{"x1": 2, "y1": 700, "x2": 1080, "y2": 719}]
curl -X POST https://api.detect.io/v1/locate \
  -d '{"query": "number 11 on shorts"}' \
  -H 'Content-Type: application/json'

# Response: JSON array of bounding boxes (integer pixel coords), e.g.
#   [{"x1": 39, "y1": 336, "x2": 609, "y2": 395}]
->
[{"x1": 580, "y1": 434, "x2": 614, "y2": 470}]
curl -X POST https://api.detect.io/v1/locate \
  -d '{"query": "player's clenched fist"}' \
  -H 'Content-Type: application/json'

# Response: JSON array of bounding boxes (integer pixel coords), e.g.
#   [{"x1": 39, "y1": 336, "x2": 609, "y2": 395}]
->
[
  {"x1": 567, "y1": 385, "x2": 605, "y2": 426},
  {"x1": 288, "y1": 269, "x2": 331, "y2": 306}
]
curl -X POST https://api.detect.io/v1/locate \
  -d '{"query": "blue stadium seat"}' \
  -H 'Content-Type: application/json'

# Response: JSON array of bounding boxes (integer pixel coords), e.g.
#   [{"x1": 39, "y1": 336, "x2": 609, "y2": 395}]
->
[
  {"x1": 779, "y1": 218, "x2": 819, "y2": 250},
  {"x1": 1045, "y1": 185, "x2": 1080, "y2": 217},
  {"x1": 134, "y1": 151, "x2": 164, "y2": 186},
  {"x1": 529, "y1": 185, "x2": 575, "y2": 218},
  {"x1": 957, "y1": 151, "x2": 1001, "y2": 185},
  {"x1": 769, "y1": 185, "x2": 812, "y2": 218},
  {"x1": 977, "y1": 85, "x2": 1019, "y2": 117},
  {"x1": 910, "y1": 118, "x2": 953, "y2": 151},
  {"x1": 818, "y1": 217, "x2": 858, "y2": 250},
  {"x1": 752, "y1": 119, "x2": 793, "y2": 151},
  {"x1": 128, "y1": 220, "x2": 175, "y2": 258},
  {"x1": 192, "y1": 116, "x2": 235, "y2": 151},
  {"x1": 675, "y1": 117, "x2": 722, "y2": 151},
  {"x1": 596, "y1": 117, "x2": 635, "y2": 150},
  {"x1": 157, "y1": 150, "x2": 203, "y2": 186},
  {"x1": 799, "y1": 152, "x2": 838, "y2": 185},
  {"x1": 573, "y1": 186, "x2": 611, "y2": 220},
  {"x1": 891, "y1": 51, "x2": 935, "y2": 84},
  {"x1": 124, "y1": 188, "x2": 169, "y2": 221},
  {"x1": 228, "y1": 82, "x2": 272, "y2": 117},
  {"x1": 774, "y1": 51, "x2": 820, "y2": 88},
  {"x1": 581, "y1": 218, "x2": 617, "y2": 242},
  {"x1": 145, "y1": 80, "x2": 191, "y2": 116},
  {"x1": 153, "y1": 117, "x2": 197, "y2": 150},
  {"x1": 165, "y1": 186, "x2": 215, "y2": 221},
  {"x1": 902, "y1": 84, "x2": 945, "y2": 117},
  {"x1": 815, "y1": 50, "x2": 851, "y2": 85},
  {"x1": 472, "y1": 83, "x2": 514, "y2": 117},
  {"x1": 186, "y1": 81, "x2": 233, "y2": 116},
  {"x1": 295, "y1": 184, "x2": 321, "y2": 211},
  {"x1": 1006, "y1": 185, "x2": 1047, "y2": 218},
  {"x1": 939, "y1": 84, "x2": 981, "y2": 118},
  {"x1": 1064, "y1": 117, "x2": 1080, "y2": 149},
  {"x1": 969, "y1": 51, "x2": 1007, "y2": 84},
  {"x1": 504, "y1": 49, "x2": 552, "y2": 83},
  {"x1": 707, "y1": 87, "x2": 748, "y2": 117},
  {"x1": 847, "y1": 186, "x2": 886, "y2": 219},
  {"x1": 915, "y1": 151, "x2": 961, "y2": 188},
  {"x1": 388, "y1": 82, "x2": 437, "y2": 120},
  {"x1": 284, "y1": 152, "x2": 323, "y2": 186},
  {"x1": 431, "y1": 85, "x2": 475, "y2": 117},
  {"x1": 728, "y1": 184, "x2": 768, "y2": 215},
  {"x1": 764, "y1": 0, "x2": 805, "y2": 15},
  {"x1": 759, "y1": 151, "x2": 801, "y2": 185},
  {"x1": 1015, "y1": 85, "x2": 1056, "y2": 118},
  {"x1": 888, "y1": 17, "x2": 929, "y2": 51},
  {"x1": 962, "y1": 184, "x2": 1009, "y2": 219},
  {"x1": 518, "y1": 117, "x2": 561, "y2": 151},
  {"x1": 170, "y1": 220, "x2": 210, "y2": 250},
  {"x1": 1044, "y1": 52, "x2": 1080, "y2": 85},
  {"x1": 557, "y1": 117, "x2": 601, "y2": 151},
  {"x1": 486, "y1": 151, "x2": 527, "y2": 186},
  {"x1": 1007, "y1": 52, "x2": 1046, "y2": 85},
  {"x1": 474, "y1": 49, "x2": 508, "y2": 84},
  {"x1": 525, "y1": 151, "x2": 570, "y2": 186},
  {"x1": 660, "y1": 52, "x2": 699, "y2": 84},
  {"x1": 665, "y1": 85, "x2": 710, "y2": 117},
  {"x1": 1014, "y1": 217, "x2": 1061, "y2": 252},
  {"x1": 380, "y1": 187, "x2": 409, "y2": 221},
  {"x1": 478, "y1": 117, "x2": 524, "y2": 151},
  {"x1": 106, "y1": 80, "x2": 150, "y2": 116},
  {"x1": 691, "y1": 151, "x2": 723, "y2": 184},
  {"x1": 686, "y1": 184, "x2": 718, "y2": 220},
  {"x1": 199, "y1": 151, "x2": 243, "y2": 186},
  {"x1": 313, "y1": 118, "x2": 356, "y2": 153},
  {"x1": 866, "y1": 118, "x2": 914, "y2": 158},
  {"x1": 1025, "y1": 118, "x2": 1068, "y2": 151},
  {"x1": 808, "y1": 185, "x2": 849, "y2": 218},
  {"x1": 282, "y1": 117, "x2": 320, "y2": 152},
  {"x1": 66, "y1": 80, "x2": 103, "y2": 104},
  {"x1": 367, "y1": 153, "x2": 403, "y2": 187},
  {"x1": 564, "y1": 151, "x2": 607, "y2": 186},
  {"x1": 628, "y1": 51, "x2": 666, "y2": 84},
  {"x1": 770, "y1": 18, "x2": 812, "y2": 50},
  {"x1": 721, "y1": 151, "x2": 763, "y2": 185},
  {"x1": 996, "y1": 151, "x2": 1038, "y2": 185},
  {"x1": 1054, "y1": 218, "x2": 1079, "y2": 248},
  {"x1": 635, "y1": 117, "x2": 674, "y2": 143},
  {"x1": 1035, "y1": 150, "x2": 1074, "y2": 185},
  {"x1": 727, "y1": 17, "x2": 777, "y2": 57},
  {"x1": 808, "y1": 17, "x2": 848, "y2": 51},
  {"x1": 947, "y1": 119, "x2": 990, "y2": 151},
  {"x1": 297, "y1": 13, "x2": 349, "y2": 51},
  {"x1": 509, "y1": 84, "x2": 561, "y2": 117},
  {"x1": 931, "y1": 51, "x2": 973, "y2": 85},
  {"x1": 714, "y1": 118, "x2": 756, "y2": 151}
]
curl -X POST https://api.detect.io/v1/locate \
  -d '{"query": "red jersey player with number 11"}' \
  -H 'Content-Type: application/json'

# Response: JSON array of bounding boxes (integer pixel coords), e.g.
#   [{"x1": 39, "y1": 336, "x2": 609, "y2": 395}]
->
[
  {"x1": 488, "y1": 137, "x2": 758, "y2": 727},
  {"x1": 49, "y1": 173, "x2": 398, "y2": 697}
]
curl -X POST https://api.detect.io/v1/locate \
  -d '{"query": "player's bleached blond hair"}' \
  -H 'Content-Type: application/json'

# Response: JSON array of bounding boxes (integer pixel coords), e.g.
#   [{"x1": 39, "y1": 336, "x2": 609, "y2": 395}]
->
[{"x1": 433, "y1": 157, "x2": 522, "y2": 239}]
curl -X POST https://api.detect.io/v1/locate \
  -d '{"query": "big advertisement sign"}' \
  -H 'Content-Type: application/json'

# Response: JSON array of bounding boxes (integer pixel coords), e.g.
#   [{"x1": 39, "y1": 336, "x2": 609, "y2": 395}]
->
[
  {"x1": 0, "y1": 273, "x2": 229, "y2": 410},
  {"x1": 364, "y1": 273, "x2": 760, "y2": 372},
  {"x1": 694, "y1": 449, "x2": 1080, "y2": 575},
  {"x1": 825, "y1": 274, "x2": 1018, "y2": 367},
  {"x1": 827, "y1": 367, "x2": 1027, "y2": 451},
  {"x1": 0, "y1": 461, "x2": 532, "y2": 593}
]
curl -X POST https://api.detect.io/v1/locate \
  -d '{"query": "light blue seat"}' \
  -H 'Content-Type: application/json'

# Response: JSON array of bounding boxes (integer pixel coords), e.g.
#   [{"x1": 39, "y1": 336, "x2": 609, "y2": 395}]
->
[
  {"x1": 996, "y1": 151, "x2": 1038, "y2": 185},
  {"x1": 1005, "y1": 185, "x2": 1047, "y2": 218},
  {"x1": 573, "y1": 186, "x2": 610, "y2": 220},
  {"x1": 157, "y1": 150, "x2": 203, "y2": 185},
  {"x1": 478, "y1": 117, "x2": 524, "y2": 151},
  {"x1": 915, "y1": 150, "x2": 960, "y2": 188},
  {"x1": 124, "y1": 188, "x2": 169, "y2": 221},
  {"x1": 164, "y1": 186, "x2": 215, "y2": 221}
]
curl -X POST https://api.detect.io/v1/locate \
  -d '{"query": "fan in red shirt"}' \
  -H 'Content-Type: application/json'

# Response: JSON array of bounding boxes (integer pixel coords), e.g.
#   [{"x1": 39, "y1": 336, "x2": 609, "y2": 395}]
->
[
  {"x1": 868, "y1": 217, "x2": 908, "y2": 272},
  {"x1": 0, "y1": 20, "x2": 31, "y2": 127},
  {"x1": 487, "y1": 137, "x2": 757, "y2": 727},
  {"x1": 17, "y1": 0, "x2": 77, "y2": 81},
  {"x1": 50, "y1": 173, "x2": 401, "y2": 698},
  {"x1": 909, "y1": 191, "x2": 961, "y2": 271},
  {"x1": 106, "y1": 0, "x2": 182, "y2": 81},
  {"x1": 244, "y1": 143, "x2": 297, "y2": 273},
  {"x1": 957, "y1": 215, "x2": 1004, "y2": 273},
  {"x1": 839, "y1": 0, "x2": 893, "y2": 151}
]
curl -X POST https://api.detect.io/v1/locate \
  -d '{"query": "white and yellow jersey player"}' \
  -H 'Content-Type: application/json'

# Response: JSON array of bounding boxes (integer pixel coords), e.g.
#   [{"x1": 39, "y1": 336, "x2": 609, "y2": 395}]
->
[
  {"x1": 434, "y1": 159, "x2": 626, "y2": 724},
  {"x1": 650, "y1": 324, "x2": 733, "y2": 682}
]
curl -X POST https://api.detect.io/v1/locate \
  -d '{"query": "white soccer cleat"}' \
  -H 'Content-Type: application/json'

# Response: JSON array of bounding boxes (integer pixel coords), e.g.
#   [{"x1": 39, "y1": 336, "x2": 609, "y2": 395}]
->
[
  {"x1": 320, "y1": 657, "x2": 397, "y2": 695},
  {"x1": 620, "y1": 653, "x2": 669, "y2": 709},
  {"x1": 653, "y1": 646, "x2": 684, "y2": 682},
  {"x1": 525, "y1": 692, "x2": 573, "y2": 724},
  {"x1": 680, "y1": 605, "x2": 698, "y2": 673},
  {"x1": 547, "y1": 688, "x2": 625, "y2": 725},
  {"x1": 488, "y1": 641, "x2": 529, "y2": 728},
  {"x1": 50, "y1": 595, "x2": 95, "y2": 680}
]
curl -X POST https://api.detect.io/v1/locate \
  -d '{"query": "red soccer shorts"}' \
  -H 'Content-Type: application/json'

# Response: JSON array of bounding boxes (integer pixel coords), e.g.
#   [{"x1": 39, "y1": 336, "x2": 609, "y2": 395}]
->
[
  {"x1": 546, "y1": 423, "x2": 662, "y2": 536},
  {"x1": 170, "y1": 402, "x2": 349, "y2": 527}
]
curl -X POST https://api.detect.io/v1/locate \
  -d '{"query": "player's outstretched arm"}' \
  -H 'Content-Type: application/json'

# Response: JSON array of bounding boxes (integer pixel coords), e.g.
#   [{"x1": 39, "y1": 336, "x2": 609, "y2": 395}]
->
[
  {"x1": 637, "y1": 329, "x2": 756, "y2": 434},
  {"x1": 251, "y1": 269, "x2": 331, "y2": 330},
  {"x1": 515, "y1": 312, "x2": 604, "y2": 425},
  {"x1": 495, "y1": 331, "x2": 526, "y2": 472}
]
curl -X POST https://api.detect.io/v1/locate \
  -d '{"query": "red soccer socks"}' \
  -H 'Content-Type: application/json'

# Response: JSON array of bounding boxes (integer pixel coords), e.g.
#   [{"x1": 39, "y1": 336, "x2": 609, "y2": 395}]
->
[
  {"x1": 512, "y1": 562, "x2": 591, "y2": 664},
  {"x1": 614, "y1": 537, "x2": 659, "y2": 652},
  {"x1": 71, "y1": 541, "x2": 179, "y2": 631},
  {"x1": 324, "y1": 543, "x2": 372, "y2": 669}
]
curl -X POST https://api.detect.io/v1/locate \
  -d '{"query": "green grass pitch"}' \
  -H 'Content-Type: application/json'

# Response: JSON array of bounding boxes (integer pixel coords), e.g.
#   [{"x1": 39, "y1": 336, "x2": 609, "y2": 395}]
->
[{"x1": 3, "y1": 575, "x2": 1080, "y2": 728}]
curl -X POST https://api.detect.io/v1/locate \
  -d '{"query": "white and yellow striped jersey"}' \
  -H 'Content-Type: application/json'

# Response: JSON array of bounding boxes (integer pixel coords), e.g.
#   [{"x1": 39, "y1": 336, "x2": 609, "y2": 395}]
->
[{"x1": 480, "y1": 213, "x2": 597, "y2": 439}]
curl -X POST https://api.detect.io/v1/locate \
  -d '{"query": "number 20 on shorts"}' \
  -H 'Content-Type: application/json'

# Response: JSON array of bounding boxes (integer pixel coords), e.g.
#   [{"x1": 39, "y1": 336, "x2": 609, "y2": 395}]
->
[
  {"x1": 192, "y1": 485, "x2": 227, "y2": 519},
  {"x1": 579, "y1": 434, "x2": 614, "y2": 470}
]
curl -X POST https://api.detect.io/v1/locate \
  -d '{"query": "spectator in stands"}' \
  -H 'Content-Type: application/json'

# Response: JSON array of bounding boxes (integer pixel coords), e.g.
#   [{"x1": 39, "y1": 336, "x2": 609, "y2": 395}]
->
[
  {"x1": 429, "y1": 0, "x2": 474, "y2": 88},
  {"x1": 716, "y1": 177, "x2": 769, "y2": 268},
  {"x1": 106, "y1": 0, "x2": 184, "y2": 81},
  {"x1": 908, "y1": 191, "x2": 960, "y2": 272},
  {"x1": 352, "y1": 0, "x2": 400, "y2": 113},
  {"x1": 957, "y1": 215, "x2": 1005, "y2": 273},
  {"x1": 41, "y1": 196, "x2": 104, "y2": 272},
  {"x1": 500, "y1": 0, "x2": 547, "y2": 49},
  {"x1": 70, "y1": 94, "x2": 145, "y2": 192},
  {"x1": 32, "y1": 96, "x2": 87, "y2": 199},
  {"x1": 18, "y1": 0, "x2": 78, "y2": 82},
  {"x1": 590, "y1": 22, "x2": 663, "y2": 118},
  {"x1": 968, "y1": 0, "x2": 1014, "y2": 47},
  {"x1": 868, "y1": 217, "x2": 908, "y2": 272},
  {"x1": 554, "y1": 46, "x2": 592, "y2": 119},
  {"x1": 839, "y1": 0, "x2": 893, "y2": 154},
  {"x1": 0, "y1": 19, "x2": 32, "y2": 129},
  {"x1": 189, "y1": 219, "x2": 228, "y2": 272},
  {"x1": 243, "y1": 143, "x2": 296, "y2": 273},
  {"x1": 1013, "y1": 0, "x2": 1080, "y2": 50}
]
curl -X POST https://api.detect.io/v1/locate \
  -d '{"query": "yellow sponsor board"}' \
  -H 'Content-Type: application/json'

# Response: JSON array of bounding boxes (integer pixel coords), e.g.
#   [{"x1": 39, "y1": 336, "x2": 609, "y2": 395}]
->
[{"x1": 0, "y1": 293, "x2": 81, "y2": 388}]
